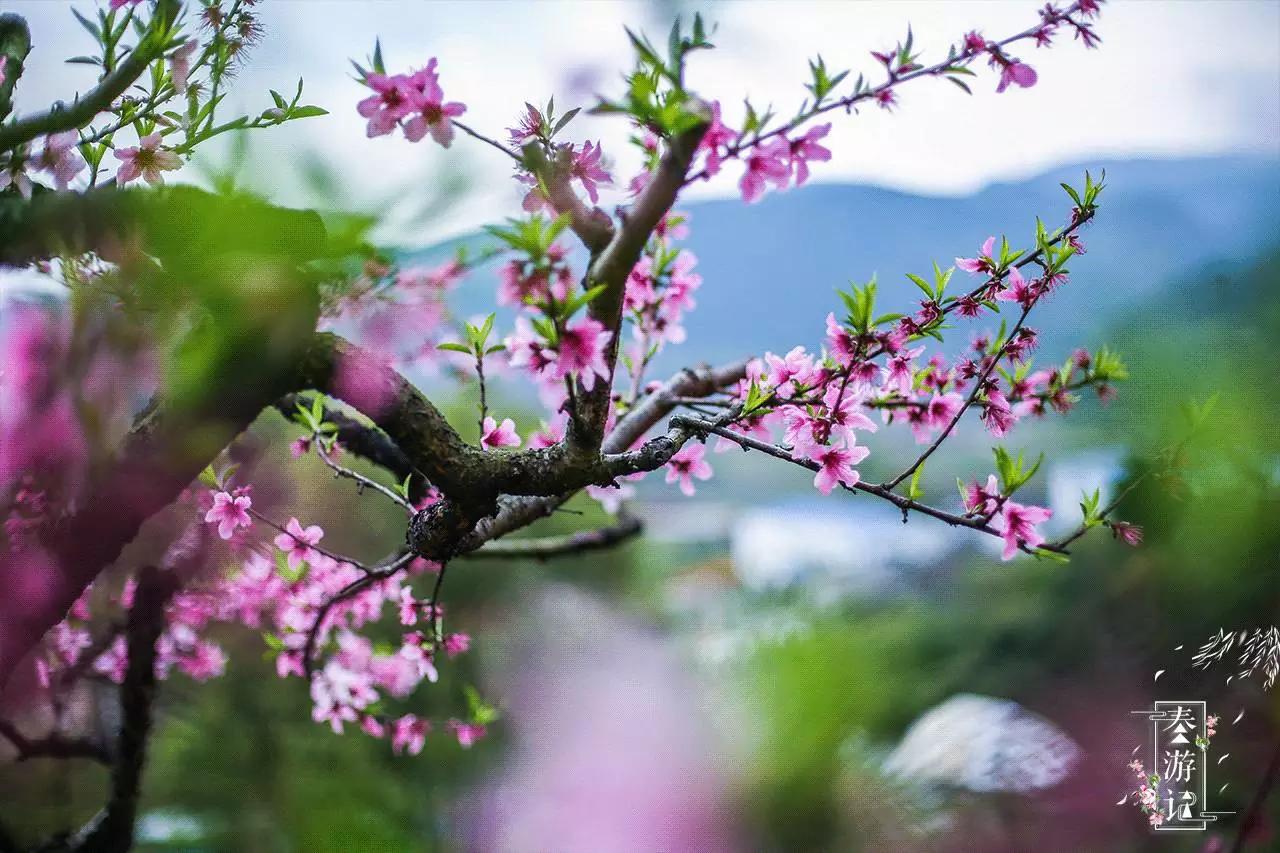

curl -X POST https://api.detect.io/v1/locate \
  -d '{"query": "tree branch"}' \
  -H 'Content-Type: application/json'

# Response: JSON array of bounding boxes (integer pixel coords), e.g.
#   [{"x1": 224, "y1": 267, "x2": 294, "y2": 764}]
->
[
  {"x1": 883, "y1": 302, "x2": 1034, "y2": 490},
  {"x1": 0, "y1": 1, "x2": 181, "y2": 151},
  {"x1": 0, "y1": 14, "x2": 32, "y2": 123},
  {"x1": 670, "y1": 413, "x2": 1065, "y2": 556},
  {"x1": 456, "y1": 359, "x2": 747, "y2": 553},
  {"x1": 566, "y1": 106, "x2": 712, "y2": 453},
  {"x1": 0, "y1": 719, "x2": 111, "y2": 765},
  {"x1": 66, "y1": 566, "x2": 176, "y2": 853},
  {"x1": 274, "y1": 392, "x2": 424, "y2": 499},
  {"x1": 294, "y1": 333, "x2": 491, "y2": 505},
  {"x1": 463, "y1": 513, "x2": 643, "y2": 560}
]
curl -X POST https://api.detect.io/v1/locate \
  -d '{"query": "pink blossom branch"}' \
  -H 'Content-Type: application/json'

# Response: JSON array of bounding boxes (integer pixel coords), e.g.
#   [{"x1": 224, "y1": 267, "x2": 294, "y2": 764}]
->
[
  {"x1": 670, "y1": 413, "x2": 1067, "y2": 556},
  {"x1": 565, "y1": 107, "x2": 713, "y2": 452},
  {"x1": 301, "y1": 552, "x2": 412, "y2": 679},
  {"x1": 682, "y1": 1, "x2": 1097, "y2": 185},
  {"x1": 883, "y1": 301, "x2": 1035, "y2": 490},
  {"x1": 1043, "y1": 473, "x2": 1146, "y2": 551},
  {"x1": 0, "y1": 0, "x2": 181, "y2": 151},
  {"x1": 246, "y1": 508, "x2": 383, "y2": 574}
]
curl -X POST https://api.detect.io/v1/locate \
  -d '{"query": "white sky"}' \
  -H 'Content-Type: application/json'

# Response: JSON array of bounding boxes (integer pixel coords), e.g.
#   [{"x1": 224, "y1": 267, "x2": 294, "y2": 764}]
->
[{"x1": 6, "y1": 0, "x2": 1280, "y2": 246}]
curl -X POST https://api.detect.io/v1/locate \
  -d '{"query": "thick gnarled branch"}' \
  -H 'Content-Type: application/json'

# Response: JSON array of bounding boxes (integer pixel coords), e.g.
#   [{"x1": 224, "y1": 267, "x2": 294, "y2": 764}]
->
[{"x1": 566, "y1": 105, "x2": 713, "y2": 453}]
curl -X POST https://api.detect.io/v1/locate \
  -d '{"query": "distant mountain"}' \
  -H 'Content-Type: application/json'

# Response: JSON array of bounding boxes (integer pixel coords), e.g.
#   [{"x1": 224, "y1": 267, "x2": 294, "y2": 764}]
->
[{"x1": 411, "y1": 155, "x2": 1280, "y2": 372}]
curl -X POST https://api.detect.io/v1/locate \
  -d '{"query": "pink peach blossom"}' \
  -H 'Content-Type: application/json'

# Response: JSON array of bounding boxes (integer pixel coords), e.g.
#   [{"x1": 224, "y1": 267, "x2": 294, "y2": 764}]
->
[
  {"x1": 665, "y1": 443, "x2": 713, "y2": 496},
  {"x1": 204, "y1": 490, "x2": 252, "y2": 540},
  {"x1": 480, "y1": 416, "x2": 521, "y2": 450},
  {"x1": 274, "y1": 517, "x2": 324, "y2": 570},
  {"x1": 996, "y1": 500, "x2": 1052, "y2": 559},
  {"x1": 113, "y1": 132, "x2": 181, "y2": 185},
  {"x1": 807, "y1": 441, "x2": 869, "y2": 495}
]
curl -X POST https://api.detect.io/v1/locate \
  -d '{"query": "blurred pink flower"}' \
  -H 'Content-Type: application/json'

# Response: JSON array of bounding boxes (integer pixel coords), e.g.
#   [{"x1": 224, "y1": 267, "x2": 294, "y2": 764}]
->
[
  {"x1": 113, "y1": 132, "x2": 181, "y2": 185},
  {"x1": 554, "y1": 317, "x2": 611, "y2": 391},
  {"x1": 391, "y1": 714, "x2": 429, "y2": 755},
  {"x1": 34, "y1": 131, "x2": 85, "y2": 190},
  {"x1": 996, "y1": 60, "x2": 1038, "y2": 93},
  {"x1": 170, "y1": 40, "x2": 198, "y2": 94},
  {"x1": 996, "y1": 500, "x2": 1052, "y2": 559},
  {"x1": 481, "y1": 416, "x2": 521, "y2": 450}
]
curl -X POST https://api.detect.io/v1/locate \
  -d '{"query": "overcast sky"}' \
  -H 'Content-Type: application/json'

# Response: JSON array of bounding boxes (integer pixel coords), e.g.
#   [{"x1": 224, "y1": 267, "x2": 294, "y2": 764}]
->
[{"x1": 7, "y1": 0, "x2": 1280, "y2": 245}]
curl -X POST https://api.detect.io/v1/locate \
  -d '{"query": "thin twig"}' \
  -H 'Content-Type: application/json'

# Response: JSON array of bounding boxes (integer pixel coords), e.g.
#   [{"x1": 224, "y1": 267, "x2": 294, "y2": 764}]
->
[
  {"x1": 464, "y1": 513, "x2": 643, "y2": 559},
  {"x1": 453, "y1": 119, "x2": 521, "y2": 161},
  {"x1": 314, "y1": 435, "x2": 414, "y2": 514},
  {"x1": 884, "y1": 301, "x2": 1034, "y2": 490},
  {"x1": 672, "y1": 414, "x2": 1063, "y2": 556},
  {"x1": 301, "y1": 552, "x2": 413, "y2": 679},
  {"x1": 682, "y1": 2, "x2": 1095, "y2": 185},
  {"x1": 247, "y1": 508, "x2": 382, "y2": 573}
]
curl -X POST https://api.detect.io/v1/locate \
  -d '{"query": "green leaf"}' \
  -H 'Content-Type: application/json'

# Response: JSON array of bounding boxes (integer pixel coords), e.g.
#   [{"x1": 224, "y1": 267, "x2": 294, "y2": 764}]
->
[
  {"x1": 289, "y1": 105, "x2": 329, "y2": 119},
  {"x1": 742, "y1": 380, "x2": 772, "y2": 417},
  {"x1": 905, "y1": 272, "x2": 934, "y2": 300},
  {"x1": 563, "y1": 284, "x2": 608, "y2": 318},
  {"x1": 395, "y1": 474, "x2": 413, "y2": 499},
  {"x1": 198, "y1": 464, "x2": 219, "y2": 489},
  {"x1": 465, "y1": 685, "x2": 500, "y2": 725},
  {"x1": 551, "y1": 107, "x2": 581, "y2": 137},
  {"x1": 906, "y1": 463, "x2": 925, "y2": 501},
  {"x1": 71, "y1": 7, "x2": 102, "y2": 39},
  {"x1": 437, "y1": 342, "x2": 473, "y2": 354},
  {"x1": 1060, "y1": 182, "x2": 1082, "y2": 208}
]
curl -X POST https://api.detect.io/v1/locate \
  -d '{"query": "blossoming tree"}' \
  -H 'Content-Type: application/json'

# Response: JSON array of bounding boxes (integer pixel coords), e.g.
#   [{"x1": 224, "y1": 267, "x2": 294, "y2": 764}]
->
[{"x1": 0, "y1": 0, "x2": 1129, "y2": 845}]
